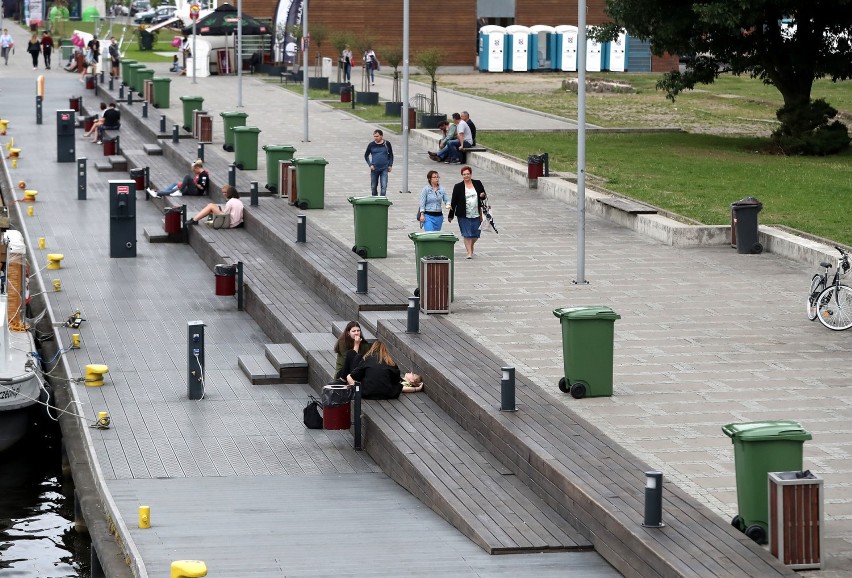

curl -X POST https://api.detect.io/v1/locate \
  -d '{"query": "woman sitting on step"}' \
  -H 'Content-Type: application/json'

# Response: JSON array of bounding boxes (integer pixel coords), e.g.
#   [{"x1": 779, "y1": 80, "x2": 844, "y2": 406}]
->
[
  {"x1": 186, "y1": 184, "x2": 244, "y2": 229},
  {"x1": 333, "y1": 321, "x2": 371, "y2": 380}
]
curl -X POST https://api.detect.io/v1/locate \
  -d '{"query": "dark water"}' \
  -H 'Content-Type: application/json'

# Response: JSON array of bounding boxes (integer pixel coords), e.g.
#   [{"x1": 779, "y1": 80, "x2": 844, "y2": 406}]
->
[{"x1": 0, "y1": 417, "x2": 90, "y2": 577}]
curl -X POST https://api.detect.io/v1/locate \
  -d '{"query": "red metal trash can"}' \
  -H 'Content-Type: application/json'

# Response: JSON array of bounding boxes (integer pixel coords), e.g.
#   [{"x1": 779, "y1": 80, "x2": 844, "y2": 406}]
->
[
  {"x1": 214, "y1": 263, "x2": 237, "y2": 296},
  {"x1": 103, "y1": 137, "x2": 117, "y2": 156},
  {"x1": 85, "y1": 76, "x2": 96, "y2": 90},
  {"x1": 322, "y1": 384, "x2": 351, "y2": 430},
  {"x1": 130, "y1": 168, "x2": 147, "y2": 191},
  {"x1": 164, "y1": 207, "x2": 183, "y2": 235},
  {"x1": 69, "y1": 97, "x2": 82, "y2": 112},
  {"x1": 340, "y1": 86, "x2": 352, "y2": 103},
  {"x1": 528, "y1": 154, "x2": 545, "y2": 180}
]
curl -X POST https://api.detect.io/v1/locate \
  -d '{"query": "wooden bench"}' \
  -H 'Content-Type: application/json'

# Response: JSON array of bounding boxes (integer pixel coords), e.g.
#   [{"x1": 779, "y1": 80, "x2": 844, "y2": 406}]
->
[
  {"x1": 279, "y1": 70, "x2": 303, "y2": 85},
  {"x1": 597, "y1": 196, "x2": 658, "y2": 215},
  {"x1": 457, "y1": 145, "x2": 487, "y2": 164}
]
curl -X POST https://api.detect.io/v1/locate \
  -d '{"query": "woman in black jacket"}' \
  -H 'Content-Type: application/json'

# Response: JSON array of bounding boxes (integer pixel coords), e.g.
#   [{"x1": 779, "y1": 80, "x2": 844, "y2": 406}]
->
[
  {"x1": 346, "y1": 341, "x2": 423, "y2": 399},
  {"x1": 447, "y1": 165, "x2": 488, "y2": 259}
]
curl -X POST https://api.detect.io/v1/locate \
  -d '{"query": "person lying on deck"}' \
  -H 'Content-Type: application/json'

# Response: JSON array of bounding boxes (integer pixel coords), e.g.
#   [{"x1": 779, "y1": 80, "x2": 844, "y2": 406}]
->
[{"x1": 345, "y1": 341, "x2": 424, "y2": 399}]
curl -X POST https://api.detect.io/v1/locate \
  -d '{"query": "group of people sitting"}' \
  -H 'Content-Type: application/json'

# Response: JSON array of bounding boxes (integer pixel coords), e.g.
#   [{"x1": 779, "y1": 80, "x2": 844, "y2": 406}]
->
[
  {"x1": 428, "y1": 111, "x2": 477, "y2": 165},
  {"x1": 83, "y1": 101, "x2": 121, "y2": 144},
  {"x1": 334, "y1": 321, "x2": 424, "y2": 399}
]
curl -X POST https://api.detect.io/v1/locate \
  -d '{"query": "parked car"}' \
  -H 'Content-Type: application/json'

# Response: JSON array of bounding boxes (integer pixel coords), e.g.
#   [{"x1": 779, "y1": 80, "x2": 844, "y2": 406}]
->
[
  {"x1": 134, "y1": 4, "x2": 174, "y2": 24},
  {"x1": 129, "y1": 0, "x2": 150, "y2": 16}
]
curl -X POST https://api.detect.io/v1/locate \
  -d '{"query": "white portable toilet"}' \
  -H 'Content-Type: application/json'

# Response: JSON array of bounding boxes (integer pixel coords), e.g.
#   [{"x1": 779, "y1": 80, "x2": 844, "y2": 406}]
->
[
  {"x1": 555, "y1": 25, "x2": 578, "y2": 72},
  {"x1": 585, "y1": 25, "x2": 603, "y2": 72},
  {"x1": 529, "y1": 25, "x2": 556, "y2": 71},
  {"x1": 505, "y1": 25, "x2": 530, "y2": 72},
  {"x1": 478, "y1": 25, "x2": 506, "y2": 72},
  {"x1": 607, "y1": 30, "x2": 628, "y2": 72}
]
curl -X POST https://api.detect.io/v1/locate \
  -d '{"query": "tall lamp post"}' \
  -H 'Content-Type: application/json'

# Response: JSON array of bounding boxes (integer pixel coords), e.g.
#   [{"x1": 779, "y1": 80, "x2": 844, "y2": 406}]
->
[
  {"x1": 575, "y1": 0, "x2": 588, "y2": 285},
  {"x1": 401, "y1": 0, "x2": 409, "y2": 194}
]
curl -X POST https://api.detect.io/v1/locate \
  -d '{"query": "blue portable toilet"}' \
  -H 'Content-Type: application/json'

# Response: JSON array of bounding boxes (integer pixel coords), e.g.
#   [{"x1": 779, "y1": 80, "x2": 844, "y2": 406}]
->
[
  {"x1": 555, "y1": 25, "x2": 578, "y2": 72},
  {"x1": 529, "y1": 25, "x2": 556, "y2": 71},
  {"x1": 478, "y1": 25, "x2": 507, "y2": 72},
  {"x1": 605, "y1": 30, "x2": 628, "y2": 71},
  {"x1": 585, "y1": 26, "x2": 603, "y2": 72},
  {"x1": 505, "y1": 25, "x2": 531, "y2": 72}
]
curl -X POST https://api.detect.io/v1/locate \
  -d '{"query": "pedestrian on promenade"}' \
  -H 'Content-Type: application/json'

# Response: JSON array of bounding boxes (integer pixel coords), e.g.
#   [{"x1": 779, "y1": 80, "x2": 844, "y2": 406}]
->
[
  {"x1": 333, "y1": 321, "x2": 371, "y2": 380},
  {"x1": 342, "y1": 45, "x2": 353, "y2": 83},
  {"x1": 448, "y1": 165, "x2": 487, "y2": 259},
  {"x1": 364, "y1": 129, "x2": 394, "y2": 196},
  {"x1": 148, "y1": 159, "x2": 209, "y2": 197},
  {"x1": 363, "y1": 47, "x2": 377, "y2": 84},
  {"x1": 0, "y1": 29, "x2": 14, "y2": 65},
  {"x1": 346, "y1": 341, "x2": 424, "y2": 399},
  {"x1": 27, "y1": 34, "x2": 41, "y2": 69},
  {"x1": 41, "y1": 31, "x2": 54, "y2": 69},
  {"x1": 418, "y1": 170, "x2": 451, "y2": 231},
  {"x1": 186, "y1": 185, "x2": 244, "y2": 228},
  {"x1": 108, "y1": 36, "x2": 120, "y2": 79}
]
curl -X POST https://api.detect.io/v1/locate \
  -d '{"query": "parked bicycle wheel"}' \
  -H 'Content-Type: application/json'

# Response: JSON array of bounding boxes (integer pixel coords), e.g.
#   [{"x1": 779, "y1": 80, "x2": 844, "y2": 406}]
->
[
  {"x1": 807, "y1": 274, "x2": 826, "y2": 321},
  {"x1": 817, "y1": 285, "x2": 852, "y2": 331}
]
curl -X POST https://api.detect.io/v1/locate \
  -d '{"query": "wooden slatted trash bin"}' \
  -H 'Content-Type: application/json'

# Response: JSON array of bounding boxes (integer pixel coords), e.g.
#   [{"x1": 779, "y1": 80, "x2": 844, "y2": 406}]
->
[
  {"x1": 769, "y1": 470, "x2": 823, "y2": 570},
  {"x1": 420, "y1": 256, "x2": 451, "y2": 314}
]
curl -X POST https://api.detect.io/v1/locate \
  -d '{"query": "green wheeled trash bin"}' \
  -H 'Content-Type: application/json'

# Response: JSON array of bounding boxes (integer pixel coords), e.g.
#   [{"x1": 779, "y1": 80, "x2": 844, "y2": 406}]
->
[
  {"x1": 730, "y1": 196, "x2": 763, "y2": 255},
  {"x1": 262, "y1": 144, "x2": 297, "y2": 192},
  {"x1": 348, "y1": 196, "x2": 393, "y2": 258},
  {"x1": 220, "y1": 111, "x2": 248, "y2": 152},
  {"x1": 121, "y1": 58, "x2": 137, "y2": 86},
  {"x1": 179, "y1": 96, "x2": 205, "y2": 131},
  {"x1": 126, "y1": 63, "x2": 144, "y2": 94},
  {"x1": 552, "y1": 306, "x2": 621, "y2": 399},
  {"x1": 152, "y1": 77, "x2": 171, "y2": 108},
  {"x1": 232, "y1": 126, "x2": 262, "y2": 171},
  {"x1": 136, "y1": 67, "x2": 154, "y2": 96},
  {"x1": 722, "y1": 420, "x2": 812, "y2": 545},
  {"x1": 292, "y1": 156, "x2": 328, "y2": 209},
  {"x1": 409, "y1": 231, "x2": 459, "y2": 300}
]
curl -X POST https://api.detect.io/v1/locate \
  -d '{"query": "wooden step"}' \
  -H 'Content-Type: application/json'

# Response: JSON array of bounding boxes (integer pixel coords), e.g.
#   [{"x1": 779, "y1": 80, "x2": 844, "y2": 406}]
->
[
  {"x1": 237, "y1": 354, "x2": 283, "y2": 385},
  {"x1": 143, "y1": 143, "x2": 163, "y2": 155},
  {"x1": 107, "y1": 155, "x2": 128, "y2": 171},
  {"x1": 263, "y1": 343, "x2": 308, "y2": 383},
  {"x1": 291, "y1": 332, "x2": 337, "y2": 356},
  {"x1": 93, "y1": 161, "x2": 116, "y2": 172}
]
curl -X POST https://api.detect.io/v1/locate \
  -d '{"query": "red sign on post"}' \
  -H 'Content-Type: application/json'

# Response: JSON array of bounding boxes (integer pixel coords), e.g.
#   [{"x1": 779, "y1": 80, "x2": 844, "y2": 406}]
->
[{"x1": 189, "y1": 4, "x2": 200, "y2": 20}]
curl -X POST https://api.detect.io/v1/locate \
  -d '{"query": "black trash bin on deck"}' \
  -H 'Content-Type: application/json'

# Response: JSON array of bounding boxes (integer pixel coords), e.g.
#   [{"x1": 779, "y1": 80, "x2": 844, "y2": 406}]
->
[{"x1": 731, "y1": 197, "x2": 763, "y2": 254}]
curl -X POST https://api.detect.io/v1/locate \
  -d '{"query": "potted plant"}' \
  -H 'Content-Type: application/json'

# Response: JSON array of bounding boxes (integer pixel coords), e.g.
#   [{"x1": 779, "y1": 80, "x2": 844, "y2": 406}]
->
[
  {"x1": 329, "y1": 30, "x2": 353, "y2": 93},
  {"x1": 308, "y1": 22, "x2": 329, "y2": 90},
  {"x1": 352, "y1": 33, "x2": 379, "y2": 105},
  {"x1": 416, "y1": 48, "x2": 446, "y2": 128},
  {"x1": 381, "y1": 45, "x2": 403, "y2": 117}
]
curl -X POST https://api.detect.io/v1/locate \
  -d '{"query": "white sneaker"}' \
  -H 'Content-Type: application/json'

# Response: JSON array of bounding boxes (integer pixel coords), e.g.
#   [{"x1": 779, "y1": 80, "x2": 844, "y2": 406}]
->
[
  {"x1": 147, "y1": 187, "x2": 158, "y2": 197},
  {"x1": 170, "y1": 191, "x2": 182, "y2": 197}
]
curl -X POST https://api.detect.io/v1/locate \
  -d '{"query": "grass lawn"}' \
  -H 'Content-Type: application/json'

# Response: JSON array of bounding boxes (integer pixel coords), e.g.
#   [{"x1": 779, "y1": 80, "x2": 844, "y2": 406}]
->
[{"x1": 38, "y1": 19, "x2": 173, "y2": 62}]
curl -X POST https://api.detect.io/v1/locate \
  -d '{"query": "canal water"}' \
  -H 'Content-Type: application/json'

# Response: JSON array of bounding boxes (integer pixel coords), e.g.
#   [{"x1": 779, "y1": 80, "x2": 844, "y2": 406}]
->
[{"x1": 0, "y1": 418, "x2": 90, "y2": 577}]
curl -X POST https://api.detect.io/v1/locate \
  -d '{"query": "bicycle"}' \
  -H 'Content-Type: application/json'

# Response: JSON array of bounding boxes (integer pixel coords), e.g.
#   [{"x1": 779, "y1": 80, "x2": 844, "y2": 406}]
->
[{"x1": 807, "y1": 246, "x2": 851, "y2": 330}]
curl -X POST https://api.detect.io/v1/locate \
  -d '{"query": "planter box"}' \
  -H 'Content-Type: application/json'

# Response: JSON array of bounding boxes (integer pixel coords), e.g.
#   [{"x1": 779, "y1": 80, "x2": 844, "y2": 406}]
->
[
  {"x1": 384, "y1": 102, "x2": 403, "y2": 117},
  {"x1": 356, "y1": 91, "x2": 379, "y2": 105},
  {"x1": 308, "y1": 77, "x2": 329, "y2": 90},
  {"x1": 420, "y1": 113, "x2": 447, "y2": 129},
  {"x1": 329, "y1": 82, "x2": 348, "y2": 95}
]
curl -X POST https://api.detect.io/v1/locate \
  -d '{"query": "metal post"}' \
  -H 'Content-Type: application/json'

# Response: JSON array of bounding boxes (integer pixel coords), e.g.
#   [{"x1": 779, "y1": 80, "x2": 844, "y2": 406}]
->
[
  {"x1": 100, "y1": 70, "x2": 105, "y2": 84},
  {"x1": 36, "y1": 95, "x2": 43, "y2": 124},
  {"x1": 172, "y1": 124, "x2": 179, "y2": 143},
  {"x1": 119, "y1": 84, "x2": 124, "y2": 99},
  {"x1": 353, "y1": 383, "x2": 362, "y2": 451},
  {"x1": 115, "y1": 134, "x2": 121, "y2": 155},
  {"x1": 93, "y1": 80, "x2": 98, "y2": 96},
  {"x1": 302, "y1": 0, "x2": 309, "y2": 142},
  {"x1": 192, "y1": 18, "x2": 197, "y2": 84},
  {"x1": 575, "y1": 0, "x2": 588, "y2": 285},
  {"x1": 228, "y1": 164, "x2": 236, "y2": 187},
  {"x1": 143, "y1": 166, "x2": 149, "y2": 191},
  {"x1": 500, "y1": 366, "x2": 517, "y2": 412},
  {"x1": 77, "y1": 158, "x2": 87, "y2": 200},
  {"x1": 406, "y1": 296, "x2": 420, "y2": 333},
  {"x1": 543, "y1": 152, "x2": 550, "y2": 177},
  {"x1": 237, "y1": 0, "x2": 243, "y2": 107},
  {"x1": 187, "y1": 320, "x2": 205, "y2": 400},
  {"x1": 356, "y1": 260, "x2": 368, "y2": 294},
  {"x1": 108, "y1": 76, "x2": 113, "y2": 91},
  {"x1": 197, "y1": 142, "x2": 205, "y2": 163},
  {"x1": 249, "y1": 181, "x2": 258, "y2": 206},
  {"x1": 296, "y1": 214, "x2": 306, "y2": 243},
  {"x1": 159, "y1": 114, "x2": 166, "y2": 133},
  {"x1": 142, "y1": 101, "x2": 148, "y2": 118},
  {"x1": 126, "y1": 87, "x2": 132, "y2": 105},
  {"x1": 401, "y1": 0, "x2": 410, "y2": 194},
  {"x1": 236, "y1": 261, "x2": 244, "y2": 311},
  {"x1": 642, "y1": 471, "x2": 665, "y2": 528}
]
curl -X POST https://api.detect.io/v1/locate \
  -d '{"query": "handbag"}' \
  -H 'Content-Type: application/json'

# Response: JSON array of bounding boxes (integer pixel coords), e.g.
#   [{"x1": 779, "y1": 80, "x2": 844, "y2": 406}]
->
[{"x1": 303, "y1": 395, "x2": 323, "y2": 429}]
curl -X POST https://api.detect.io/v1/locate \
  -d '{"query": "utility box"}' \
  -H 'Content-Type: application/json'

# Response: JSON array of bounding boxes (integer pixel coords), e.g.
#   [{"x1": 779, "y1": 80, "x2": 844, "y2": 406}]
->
[
  {"x1": 769, "y1": 471, "x2": 823, "y2": 570},
  {"x1": 420, "y1": 256, "x2": 451, "y2": 314},
  {"x1": 56, "y1": 109, "x2": 76, "y2": 163},
  {"x1": 109, "y1": 180, "x2": 136, "y2": 258}
]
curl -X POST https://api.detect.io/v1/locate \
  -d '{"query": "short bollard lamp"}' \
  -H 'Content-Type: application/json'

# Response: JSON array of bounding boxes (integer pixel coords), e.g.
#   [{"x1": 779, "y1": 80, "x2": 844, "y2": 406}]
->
[
  {"x1": 500, "y1": 366, "x2": 517, "y2": 412},
  {"x1": 356, "y1": 260, "x2": 368, "y2": 294},
  {"x1": 406, "y1": 296, "x2": 420, "y2": 333},
  {"x1": 642, "y1": 471, "x2": 665, "y2": 528},
  {"x1": 296, "y1": 214, "x2": 306, "y2": 243}
]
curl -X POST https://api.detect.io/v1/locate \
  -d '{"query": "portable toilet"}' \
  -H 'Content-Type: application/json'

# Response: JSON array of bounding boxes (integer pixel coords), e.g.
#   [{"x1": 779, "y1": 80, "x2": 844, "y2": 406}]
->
[
  {"x1": 529, "y1": 25, "x2": 556, "y2": 71},
  {"x1": 555, "y1": 25, "x2": 578, "y2": 72},
  {"x1": 505, "y1": 25, "x2": 531, "y2": 72},
  {"x1": 585, "y1": 26, "x2": 603, "y2": 72},
  {"x1": 605, "y1": 30, "x2": 628, "y2": 71},
  {"x1": 478, "y1": 25, "x2": 507, "y2": 72}
]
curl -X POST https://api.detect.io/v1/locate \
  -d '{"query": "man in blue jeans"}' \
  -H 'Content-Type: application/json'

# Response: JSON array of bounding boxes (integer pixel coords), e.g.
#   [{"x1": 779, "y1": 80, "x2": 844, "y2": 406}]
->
[{"x1": 364, "y1": 129, "x2": 394, "y2": 196}]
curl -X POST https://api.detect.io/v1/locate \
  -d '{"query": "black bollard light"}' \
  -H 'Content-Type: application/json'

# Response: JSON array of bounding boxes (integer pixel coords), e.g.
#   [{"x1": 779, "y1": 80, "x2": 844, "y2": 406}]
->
[
  {"x1": 236, "y1": 261, "x2": 244, "y2": 311},
  {"x1": 197, "y1": 142, "x2": 205, "y2": 162},
  {"x1": 296, "y1": 214, "x2": 306, "y2": 243},
  {"x1": 172, "y1": 124, "x2": 179, "y2": 143},
  {"x1": 159, "y1": 114, "x2": 166, "y2": 134},
  {"x1": 500, "y1": 366, "x2": 517, "y2": 412},
  {"x1": 142, "y1": 102, "x2": 148, "y2": 118},
  {"x1": 250, "y1": 181, "x2": 258, "y2": 206},
  {"x1": 126, "y1": 88, "x2": 132, "y2": 105},
  {"x1": 99, "y1": 70, "x2": 105, "y2": 84},
  {"x1": 228, "y1": 164, "x2": 236, "y2": 187},
  {"x1": 77, "y1": 157, "x2": 87, "y2": 200},
  {"x1": 642, "y1": 471, "x2": 665, "y2": 528},
  {"x1": 35, "y1": 95, "x2": 43, "y2": 124},
  {"x1": 115, "y1": 134, "x2": 121, "y2": 155},
  {"x1": 406, "y1": 296, "x2": 420, "y2": 334},
  {"x1": 356, "y1": 260, "x2": 368, "y2": 294},
  {"x1": 108, "y1": 76, "x2": 114, "y2": 91},
  {"x1": 353, "y1": 383, "x2": 362, "y2": 451},
  {"x1": 119, "y1": 84, "x2": 124, "y2": 99},
  {"x1": 93, "y1": 80, "x2": 98, "y2": 96}
]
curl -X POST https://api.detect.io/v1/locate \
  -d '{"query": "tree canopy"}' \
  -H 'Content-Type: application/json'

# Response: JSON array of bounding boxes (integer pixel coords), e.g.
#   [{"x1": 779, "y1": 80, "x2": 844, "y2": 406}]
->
[{"x1": 600, "y1": 0, "x2": 852, "y2": 154}]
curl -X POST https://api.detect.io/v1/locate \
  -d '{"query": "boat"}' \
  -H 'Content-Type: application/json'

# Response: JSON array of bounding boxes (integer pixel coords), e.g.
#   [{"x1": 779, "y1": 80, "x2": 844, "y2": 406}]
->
[{"x1": 0, "y1": 230, "x2": 42, "y2": 453}]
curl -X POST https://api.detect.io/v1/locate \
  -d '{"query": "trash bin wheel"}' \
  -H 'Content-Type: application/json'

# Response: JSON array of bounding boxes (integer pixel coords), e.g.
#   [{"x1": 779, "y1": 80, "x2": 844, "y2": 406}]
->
[
  {"x1": 745, "y1": 524, "x2": 767, "y2": 544},
  {"x1": 558, "y1": 377, "x2": 569, "y2": 393},
  {"x1": 413, "y1": 287, "x2": 420, "y2": 297},
  {"x1": 266, "y1": 183, "x2": 276, "y2": 193},
  {"x1": 731, "y1": 515, "x2": 744, "y2": 532},
  {"x1": 570, "y1": 381, "x2": 587, "y2": 399},
  {"x1": 751, "y1": 243, "x2": 763, "y2": 254},
  {"x1": 298, "y1": 200, "x2": 308, "y2": 210},
  {"x1": 235, "y1": 162, "x2": 244, "y2": 170},
  {"x1": 356, "y1": 248, "x2": 368, "y2": 258},
  {"x1": 223, "y1": 144, "x2": 233, "y2": 152}
]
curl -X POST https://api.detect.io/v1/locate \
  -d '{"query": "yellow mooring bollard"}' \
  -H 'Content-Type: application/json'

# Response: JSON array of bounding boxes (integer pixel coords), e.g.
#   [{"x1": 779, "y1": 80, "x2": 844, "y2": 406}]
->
[
  {"x1": 95, "y1": 411, "x2": 110, "y2": 429},
  {"x1": 0, "y1": 119, "x2": 9, "y2": 135},
  {"x1": 171, "y1": 560, "x2": 207, "y2": 578},
  {"x1": 52, "y1": 279, "x2": 62, "y2": 291},
  {"x1": 46, "y1": 253, "x2": 64, "y2": 269},
  {"x1": 139, "y1": 505, "x2": 150, "y2": 528},
  {"x1": 23, "y1": 190, "x2": 38, "y2": 202},
  {"x1": 84, "y1": 364, "x2": 109, "y2": 386},
  {"x1": 38, "y1": 237, "x2": 45, "y2": 249},
  {"x1": 26, "y1": 205, "x2": 32, "y2": 215}
]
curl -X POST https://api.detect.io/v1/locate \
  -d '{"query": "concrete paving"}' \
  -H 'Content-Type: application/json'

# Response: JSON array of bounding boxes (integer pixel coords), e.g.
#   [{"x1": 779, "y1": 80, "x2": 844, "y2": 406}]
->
[{"x1": 2, "y1": 20, "x2": 850, "y2": 574}]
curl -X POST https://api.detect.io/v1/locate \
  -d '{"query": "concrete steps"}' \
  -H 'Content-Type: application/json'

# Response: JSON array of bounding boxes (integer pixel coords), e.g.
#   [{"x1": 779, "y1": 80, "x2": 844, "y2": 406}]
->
[{"x1": 237, "y1": 343, "x2": 308, "y2": 385}]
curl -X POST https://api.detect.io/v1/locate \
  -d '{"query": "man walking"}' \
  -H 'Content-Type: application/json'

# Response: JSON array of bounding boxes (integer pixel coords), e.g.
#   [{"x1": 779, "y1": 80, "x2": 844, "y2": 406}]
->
[
  {"x1": 0, "y1": 29, "x2": 14, "y2": 65},
  {"x1": 364, "y1": 129, "x2": 394, "y2": 196}
]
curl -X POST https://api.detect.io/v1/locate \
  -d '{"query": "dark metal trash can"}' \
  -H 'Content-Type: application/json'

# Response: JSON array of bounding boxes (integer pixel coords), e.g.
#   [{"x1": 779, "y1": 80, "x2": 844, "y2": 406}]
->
[
  {"x1": 731, "y1": 197, "x2": 763, "y2": 254},
  {"x1": 69, "y1": 96, "x2": 82, "y2": 112},
  {"x1": 130, "y1": 168, "x2": 147, "y2": 191},
  {"x1": 163, "y1": 207, "x2": 183, "y2": 235},
  {"x1": 527, "y1": 154, "x2": 550, "y2": 180},
  {"x1": 103, "y1": 136, "x2": 118, "y2": 156},
  {"x1": 322, "y1": 384, "x2": 351, "y2": 430},
  {"x1": 340, "y1": 86, "x2": 352, "y2": 103},
  {"x1": 85, "y1": 75, "x2": 96, "y2": 90},
  {"x1": 214, "y1": 263, "x2": 238, "y2": 296}
]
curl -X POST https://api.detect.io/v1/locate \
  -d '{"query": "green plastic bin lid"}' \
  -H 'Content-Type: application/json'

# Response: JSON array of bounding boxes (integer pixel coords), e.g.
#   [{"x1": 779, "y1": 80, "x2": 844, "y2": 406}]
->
[
  {"x1": 232, "y1": 126, "x2": 261, "y2": 134},
  {"x1": 263, "y1": 144, "x2": 297, "y2": 153},
  {"x1": 220, "y1": 111, "x2": 248, "y2": 118},
  {"x1": 152, "y1": 76, "x2": 171, "y2": 82},
  {"x1": 292, "y1": 156, "x2": 328, "y2": 165},
  {"x1": 348, "y1": 196, "x2": 392, "y2": 206},
  {"x1": 179, "y1": 95, "x2": 205, "y2": 102},
  {"x1": 552, "y1": 306, "x2": 621, "y2": 320},
  {"x1": 721, "y1": 420, "x2": 812, "y2": 442},
  {"x1": 408, "y1": 231, "x2": 459, "y2": 242}
]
